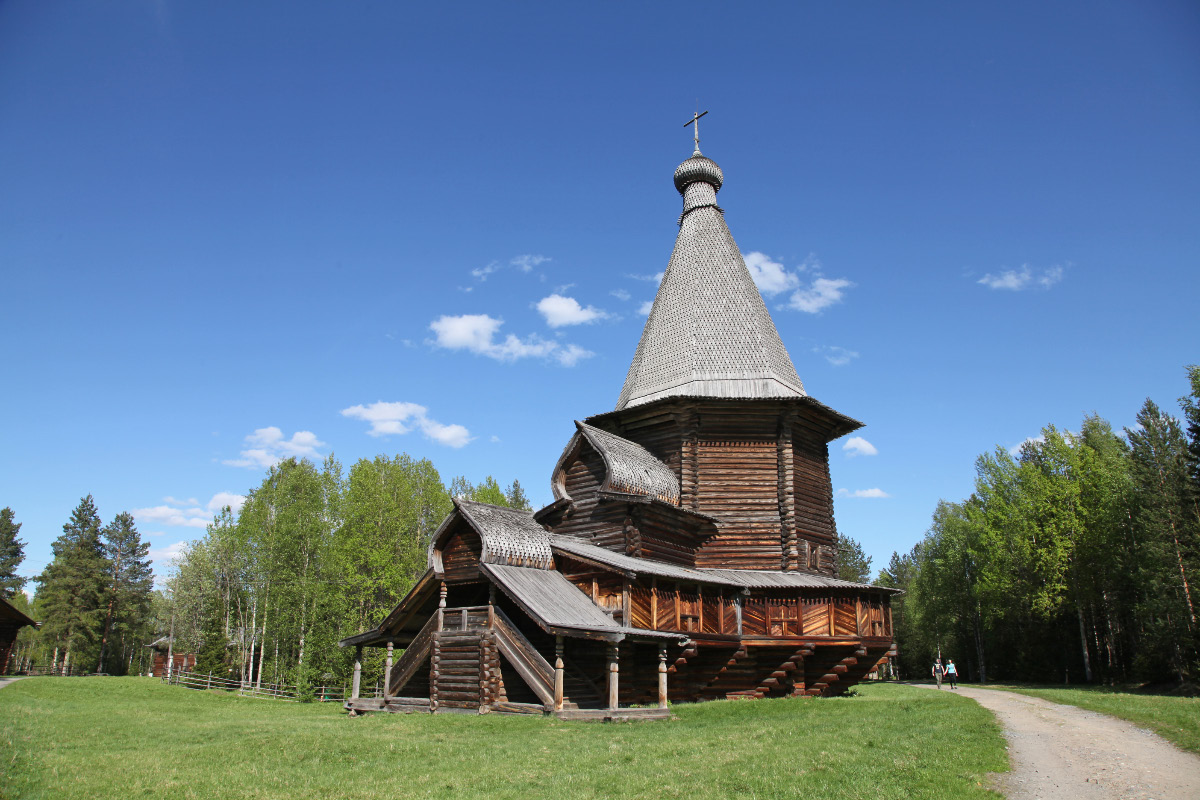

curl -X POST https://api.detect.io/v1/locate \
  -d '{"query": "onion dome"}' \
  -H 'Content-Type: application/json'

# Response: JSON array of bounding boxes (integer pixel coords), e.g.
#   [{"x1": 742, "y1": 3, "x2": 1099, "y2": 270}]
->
[{"x1": 673, "y1": 154, "x2": 724, "y2": 194}]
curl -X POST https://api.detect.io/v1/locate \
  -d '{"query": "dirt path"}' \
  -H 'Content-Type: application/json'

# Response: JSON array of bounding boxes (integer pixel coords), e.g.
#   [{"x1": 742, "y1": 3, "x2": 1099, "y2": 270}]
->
[
  {"x1": 0, "y1": 676, "x2": 27, "y2": 690},
  {"x1": 926, "y1": 684, "x2": 1199, "y2": 799}
]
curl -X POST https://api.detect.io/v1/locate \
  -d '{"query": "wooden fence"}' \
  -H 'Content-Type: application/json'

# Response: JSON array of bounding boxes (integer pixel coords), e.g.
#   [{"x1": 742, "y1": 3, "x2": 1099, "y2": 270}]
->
[{"x1": 162, "y1": 669, "x2": 349, "y2": 703}]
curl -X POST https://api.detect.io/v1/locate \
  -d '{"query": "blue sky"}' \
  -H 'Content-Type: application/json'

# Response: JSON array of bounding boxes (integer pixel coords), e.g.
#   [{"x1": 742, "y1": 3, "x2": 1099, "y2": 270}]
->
[{"x1": 2, "y1": 1, "x2": 1197, "y2": 585}]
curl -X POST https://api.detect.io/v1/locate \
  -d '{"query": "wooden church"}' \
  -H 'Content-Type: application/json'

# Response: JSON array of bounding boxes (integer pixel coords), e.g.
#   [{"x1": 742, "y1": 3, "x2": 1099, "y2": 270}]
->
[{"x1": 341, "y1": 127, "x2": 898, "y2": 719}]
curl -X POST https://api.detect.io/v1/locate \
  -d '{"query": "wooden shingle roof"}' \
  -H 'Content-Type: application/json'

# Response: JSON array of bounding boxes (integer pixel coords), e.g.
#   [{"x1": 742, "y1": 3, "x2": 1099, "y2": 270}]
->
[
  {"x1": 575, "y1": 422, "x2": 679, "y2": 504},
  {"x1": 616, "y1": 150, "x2": 807, "y2": 411},
  {"x1": 551, "y1": 537, "x2": 898, "y2": 594}
]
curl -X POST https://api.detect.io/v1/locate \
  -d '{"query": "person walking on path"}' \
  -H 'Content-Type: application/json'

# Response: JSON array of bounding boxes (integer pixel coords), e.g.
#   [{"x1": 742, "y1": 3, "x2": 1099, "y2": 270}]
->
[
  {"x1": 945, "y1": 659, "x2": 958, "y2": 689},
  {"x1": 932, "y1": 659, "x2": 944, "y2": 689}
]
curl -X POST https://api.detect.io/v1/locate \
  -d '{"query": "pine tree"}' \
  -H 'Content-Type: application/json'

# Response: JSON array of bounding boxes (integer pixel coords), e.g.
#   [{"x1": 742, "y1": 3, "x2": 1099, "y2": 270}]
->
[
  {"x1": 36, "y1": 496, "x2": 110, "y2": 674},
  {"x1": 505, "y1": 479, "x2": 532, "y2": 511},
  {"x1": 471, "y1": 476, "x2": 508, "y2": 506},
  {"x1": 1126, "y1": 400, "x2": 1197, "y2": 680},
  {"x1": 1179, "y1": 365, "x2": 1200, "y2": 528},
  {"x1": 836, "y1": 535, "x2": 872, "y2": 583},
  {"x1": 97, "y1": 511, "x2": 154, "y2": 673},
  {"x1": 0, "y1": 507, "x2": 26, "y2": 598}
]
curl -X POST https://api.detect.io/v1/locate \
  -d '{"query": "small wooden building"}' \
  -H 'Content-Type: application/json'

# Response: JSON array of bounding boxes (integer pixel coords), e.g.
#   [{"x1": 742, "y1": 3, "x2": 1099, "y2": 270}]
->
[
  {"x1": 341, "y1": 142, "x2": 898, "y2": 718},
  {"x1": 0, "y1": 595, "x2": 38, "y2": 674},
  {"x1": 146, "y1": 636, "x2": 196, "y2": 678}
]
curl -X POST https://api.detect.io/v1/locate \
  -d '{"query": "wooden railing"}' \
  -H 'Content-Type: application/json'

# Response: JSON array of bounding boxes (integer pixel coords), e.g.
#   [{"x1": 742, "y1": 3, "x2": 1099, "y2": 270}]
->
[
  {"x1": 386, "y1": 613, "x2": 439, "y2": 697},
  {"x1": 439, "y1": 605, "x2": 490, "y2": 632},
  {"x1": 163, "y1": 669, "x2": 346, "y2": 703},
  {"x1": 489, "y1": 606, "x2": 555, "y2": 708}
]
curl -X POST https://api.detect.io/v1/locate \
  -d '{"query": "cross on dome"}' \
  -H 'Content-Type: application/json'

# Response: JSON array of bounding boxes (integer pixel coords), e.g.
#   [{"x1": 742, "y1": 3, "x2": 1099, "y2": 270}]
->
[{"x1": 684, "y1": 109, "x2": 708, "y2": 155}]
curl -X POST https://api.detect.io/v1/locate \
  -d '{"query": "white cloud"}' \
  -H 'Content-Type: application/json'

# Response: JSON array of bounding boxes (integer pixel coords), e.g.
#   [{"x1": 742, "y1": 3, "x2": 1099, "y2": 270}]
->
[
  {"x1": 814, "y1": 345, "x2": 859, "y2": 366},
  {"x1": 610, "y1": 289, "x2": 631, "y2": 301},
  {"x1": 472, "y1": 254, "x2": 550, "y2": 281},
  {"x1": 341, "y1": 401, "x2": 473, "y2": 448},
  {"x1": 977, "y1": 263, "x2": 1066, "y2": 291},
  {"x1": 836, "y1": 488, "x2": 891, "y2": 499},
  {"x1": 133, "y1": 505, "x2": 210, "y2": 529},
  {"x1": 489, "y1": 435, "x2": 501, "y2": 443},
  {"x1": 1038, "y1": 265, "x2": 1064, "y2": 288},
  {"x1": 843, "y1": 437, "x2": 878, "y2": 457},
  {"x1": 223, "y1": 426, "x2": 325, "y2": 468},
  {"x1": 628, "y1": 272, "x2": 665, "y2": 283},
  {"x1": 511, "y1": 254, "x2": 549, "y2": 272},
  {"x1": 536, "y1": 294, "x2": 608, "y2": 327},
  {"x1": 471, "y1": 261, "x2": 501, "y2": 281},
  {"x1": 790, "y1": 277, "x2": 853, "y2": 313},
  {"x1": 1009, "y1": 435, "x2": 1046, "y2": 457},
  {"x1": 428, "y1": 314, "x2": 594, "y2": 366},
  {"x1": 207, "y1": 492, "x2": 247, "y2": 514},
  {"x1": 149, "y1": 540, "x2": 188, "y2": 568},
  {"x1": 555, "y1": 344, "x2": 592, "y2": 367},
  {"x1": 638, "y1": 301, "x2": 654, "y2": 315},
  {"x1": 134, "y1": 491, "x2": 247, "y2": 529},
  {"x1": 743, "y1": 252, "x2": 800, "y2": 296}
]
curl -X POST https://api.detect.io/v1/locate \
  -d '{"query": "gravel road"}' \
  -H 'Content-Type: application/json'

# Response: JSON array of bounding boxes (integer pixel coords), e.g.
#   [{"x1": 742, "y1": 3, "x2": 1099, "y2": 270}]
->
[{"x1": 928, "y1": 684, "x2": 1199, "y2": 799}]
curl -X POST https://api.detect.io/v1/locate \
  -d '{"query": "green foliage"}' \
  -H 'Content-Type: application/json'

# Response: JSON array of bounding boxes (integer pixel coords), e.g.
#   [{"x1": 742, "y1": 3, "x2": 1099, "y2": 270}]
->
[
  {"x1": 898, "y1": 369, "x2": 1200, "y2": 686},
  {"x1": 97, "y1": 511, "x2": 154, "y2": 673},
  {"x1": 161, "y1": 454, "x2": 526, "y2": 691},
  {"x1": 0, "y1": 679, "x2": 1008, "y2": 800},
  {"x1": 35, "y1": 496, "x2": 110, "y2": 671},
  {"x1": 505, "y1": 479, "x2": 532, "y2": 511},
  {"x1": 836, "y1": 535, "x2": 872, "y2": 583},
  {"x1": 0, "y1": 506, "x2": 26, "y2": 598}
]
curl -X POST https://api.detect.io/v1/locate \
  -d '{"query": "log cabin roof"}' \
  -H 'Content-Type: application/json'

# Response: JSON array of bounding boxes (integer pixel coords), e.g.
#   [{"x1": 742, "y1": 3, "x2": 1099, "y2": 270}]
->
[
  {"x1": 572, "y1": 421, "x2": 680, "y2": 504},
  {"x1": 551, "y1": 536, "x2": 899, "y2": 593},
  {"x1": 484, "y1": 563, "x2": 685, "y2": 643},
  {"x1": 615, "y1": 150, "x2": 808, "y2": 411},
  {"x1": 430, "y1": 498, "x2": 555, "y2": 571},
  {"x1": 551, "y1": 537, "x2": 726, "y2": 585},
  {"x1": 698, "y1": 568, "x2": 898, "y2": 593},
  {"x1": 0, "y1": 595, "x2": 37, "y2": 628},
  {"x1": 586, "y1": 394, "x2": 864, "y2": 443}
]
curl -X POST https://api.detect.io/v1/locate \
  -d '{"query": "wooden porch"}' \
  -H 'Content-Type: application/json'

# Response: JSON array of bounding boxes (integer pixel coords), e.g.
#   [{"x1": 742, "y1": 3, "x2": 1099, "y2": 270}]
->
[{"x1": 343, "y1": 599, "x2": 675, "y2": 720}]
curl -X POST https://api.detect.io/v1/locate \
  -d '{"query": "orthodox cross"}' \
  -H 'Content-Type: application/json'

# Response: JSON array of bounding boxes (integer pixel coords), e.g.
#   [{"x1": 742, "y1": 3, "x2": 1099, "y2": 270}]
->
[{"x1": 684, "y1": 109, "x2": 708, "y2": 155}]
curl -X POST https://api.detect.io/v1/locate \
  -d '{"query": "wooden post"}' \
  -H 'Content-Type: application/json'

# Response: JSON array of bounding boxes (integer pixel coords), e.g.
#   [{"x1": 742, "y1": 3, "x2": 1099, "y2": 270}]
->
[
  {"x1": 384, "y1": 640, "x2": 394, "y2": 701},
  {"x1": 437, "y1": 581, "x2": 447, "y2": 631},
  {"x1": 828, "y1": 598, "x2": 835, "y2": 637},
  {"x1": 622, "y1": 581, "x2": 631, "y2": 627},
  {"x1": 735, "y1": 592, "x2": 744, "y2": 636},
  {"x1": 657, "y1": 645, "x2": 668, "y2": 709},
  {"x1": 650, "y1": 578, "x2": 658, "y2": 630},
  {"x1": 554, "y1": 636, "x2": 564, "y2": 712},
  {"x1": 488, "y1": 584, "x2": 496, "y2": 625},
  {"x1": 697, "y1": 584, "x2": 703, "y2": 632},
  {"x1": 856, "y1": 597, "x2": 863, "y2": 636},
  {"x1": 607, "y1": 644, "x2": 619, "y2": 710},
  {"x1": 351, "y1": 645, "x2": 363, "y2": 700}
]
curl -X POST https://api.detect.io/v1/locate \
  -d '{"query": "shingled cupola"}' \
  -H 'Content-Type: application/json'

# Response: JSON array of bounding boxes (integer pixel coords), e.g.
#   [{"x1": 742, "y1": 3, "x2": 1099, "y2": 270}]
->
[{"x1": 586, "y1": 140, "x2": 863, "y2": 576}]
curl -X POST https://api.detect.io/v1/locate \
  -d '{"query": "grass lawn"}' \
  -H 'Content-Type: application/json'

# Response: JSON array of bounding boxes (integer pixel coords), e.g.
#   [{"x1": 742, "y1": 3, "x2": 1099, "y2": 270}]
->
[
  {"x1": 0, "y1": 678, "x2": 1007, "y2": 800},
  {"x1": 974, "y1": 683, "x2": 1200, "y2": 755}
]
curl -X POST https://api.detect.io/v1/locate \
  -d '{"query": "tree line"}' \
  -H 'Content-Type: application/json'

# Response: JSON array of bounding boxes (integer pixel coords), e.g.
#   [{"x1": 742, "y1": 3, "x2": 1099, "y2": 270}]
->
[
  {"x1": 5, "y1": 454, "x2": 528, "y2": 689},
  {"x1": 3, "y1": 499, "x2": 155, "y2": 675},
  {"x1": 168, "y1": 455, "x2": 528, "y2": 693},
  {"x1": 880, "y1": 366, "x2": 1200, "y2": 687}
]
